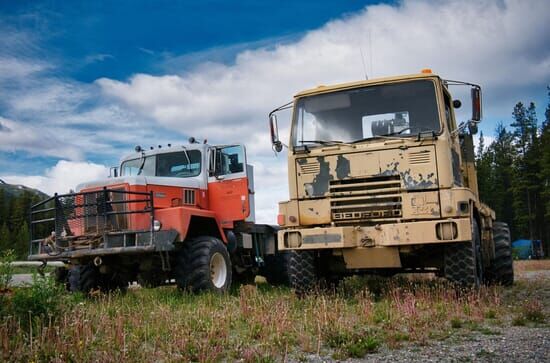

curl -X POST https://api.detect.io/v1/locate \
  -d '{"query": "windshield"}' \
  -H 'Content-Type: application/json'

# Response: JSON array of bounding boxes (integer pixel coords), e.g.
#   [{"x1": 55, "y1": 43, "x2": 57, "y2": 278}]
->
[
  {"x1": 120, "y1": 150, "x2": 202, "y2": 178},
  {"x1": 292, "y1": 80, "x2": 440, "y2": 146}
]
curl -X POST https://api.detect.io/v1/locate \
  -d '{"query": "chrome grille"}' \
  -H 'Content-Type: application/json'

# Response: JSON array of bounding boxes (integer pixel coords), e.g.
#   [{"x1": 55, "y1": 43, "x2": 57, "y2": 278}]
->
[{"x1": 330, "y1": 175, "x2": 402, "y2": 225}]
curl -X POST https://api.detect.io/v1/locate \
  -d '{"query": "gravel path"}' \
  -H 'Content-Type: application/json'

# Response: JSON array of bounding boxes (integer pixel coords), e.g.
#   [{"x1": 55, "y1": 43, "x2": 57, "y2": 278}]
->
[{"x1": 360, "y1": 326, "x2": 550, "y2": 363}]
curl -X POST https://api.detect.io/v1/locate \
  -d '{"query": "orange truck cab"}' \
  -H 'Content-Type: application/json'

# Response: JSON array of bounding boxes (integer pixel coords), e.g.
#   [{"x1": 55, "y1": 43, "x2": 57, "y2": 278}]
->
[{"x1": 28, "y1": 141, "x2": 286, "y2": 293}]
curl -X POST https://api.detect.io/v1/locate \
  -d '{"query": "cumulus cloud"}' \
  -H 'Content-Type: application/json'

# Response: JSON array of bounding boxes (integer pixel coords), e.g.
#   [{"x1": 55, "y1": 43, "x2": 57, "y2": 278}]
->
[
  {"x1": 3, "y1": 0, "x2": 550, "y2": 223},
  {"x1": 98, "y1": 0, "x2": 550, "y2": 149},
  {"x1": 94, "y1": 0, "x2": 550, "y2": 222},
  {"x1": 0, "y1": 117, "x2": 84, "y2": 159},
  {"x1": 1, "y1": 160, "x2": 109, "y2": 195}
]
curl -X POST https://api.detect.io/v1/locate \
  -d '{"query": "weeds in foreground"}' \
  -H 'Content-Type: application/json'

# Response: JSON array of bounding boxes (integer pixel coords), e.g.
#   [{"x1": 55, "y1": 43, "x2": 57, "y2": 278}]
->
[
  {"x1": 0, "y1": 250, "x2": 15, "y2": 291},
  {"x1": 8, "y1": 272, "x2": 544, "y2": 362}
]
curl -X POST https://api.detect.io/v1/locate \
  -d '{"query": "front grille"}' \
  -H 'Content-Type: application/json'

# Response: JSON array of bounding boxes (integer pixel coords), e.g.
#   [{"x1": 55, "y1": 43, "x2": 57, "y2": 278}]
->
[
  {"x1": 183, "y1": 189, "x2": 196, "y2": 205},
  {"x1": 330, "y1": 175, "x2": 402, "y2": 225}
]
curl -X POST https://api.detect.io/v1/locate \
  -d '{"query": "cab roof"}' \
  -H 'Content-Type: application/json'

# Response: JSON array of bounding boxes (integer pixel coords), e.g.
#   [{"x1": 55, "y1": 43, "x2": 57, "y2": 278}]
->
[{"x1": 294, "y1": 72, "x2": 441, "y2": 98}]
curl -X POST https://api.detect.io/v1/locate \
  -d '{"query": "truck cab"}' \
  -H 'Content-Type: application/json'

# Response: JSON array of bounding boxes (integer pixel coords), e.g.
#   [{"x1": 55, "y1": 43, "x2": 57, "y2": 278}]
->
[
  {"x1": 29, "y1": 141, "x2": 282, "y2": 294},
  {"x1": 270, "y1": 71, "x2": 513, "y2": 292}
]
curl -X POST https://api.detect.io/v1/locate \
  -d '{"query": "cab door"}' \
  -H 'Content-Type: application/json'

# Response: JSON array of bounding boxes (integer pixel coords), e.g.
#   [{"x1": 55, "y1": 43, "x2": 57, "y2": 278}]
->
[{"x1": 207, "y1": 144, "x2": 250, "y2": 228}]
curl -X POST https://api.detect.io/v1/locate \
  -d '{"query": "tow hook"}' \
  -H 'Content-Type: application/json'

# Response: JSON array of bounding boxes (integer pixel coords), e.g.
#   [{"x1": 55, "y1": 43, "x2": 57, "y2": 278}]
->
[{"x1": 93, "y1": 256, "x2": 103, "y2": 266}]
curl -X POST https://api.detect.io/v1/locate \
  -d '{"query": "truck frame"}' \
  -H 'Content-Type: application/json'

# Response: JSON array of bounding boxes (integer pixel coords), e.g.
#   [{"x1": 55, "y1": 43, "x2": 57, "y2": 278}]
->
[
  {"x1": 29, "y1": 141, "x2": 285, "y2": 293},
  {"x1": 269, "y1": 70, "x2": 514, "y2": 293}
]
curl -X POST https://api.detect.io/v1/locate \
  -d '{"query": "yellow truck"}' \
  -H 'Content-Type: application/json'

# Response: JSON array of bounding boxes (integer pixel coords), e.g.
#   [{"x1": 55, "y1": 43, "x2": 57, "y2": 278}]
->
[{"x1": 269, "y1": 70, "x2": 513, "y2": 293}]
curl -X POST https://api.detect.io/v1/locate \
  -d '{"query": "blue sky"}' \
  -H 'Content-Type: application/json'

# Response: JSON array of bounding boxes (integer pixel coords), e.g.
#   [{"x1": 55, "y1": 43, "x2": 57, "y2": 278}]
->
[{"x1": 1, "y1": 0, "x2": 549, "y2": 223}]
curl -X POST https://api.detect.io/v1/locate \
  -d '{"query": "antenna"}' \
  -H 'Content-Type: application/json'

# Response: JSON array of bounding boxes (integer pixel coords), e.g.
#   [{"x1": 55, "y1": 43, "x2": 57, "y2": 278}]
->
[
  {"x1": 368, "y1": 29, "x2": 373, "y2": 78},
  {"x1": 359, "y1": 46, "x2": 368, "y2": 80}
]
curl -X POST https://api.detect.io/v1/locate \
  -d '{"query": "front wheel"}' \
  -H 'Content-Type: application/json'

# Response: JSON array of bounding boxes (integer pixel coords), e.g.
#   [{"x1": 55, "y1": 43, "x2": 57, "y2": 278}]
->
[
  {"x1": 288, "y1": 250, "x2": 317, "y2": 296},
  {"x1": 444, "y1": 219, "x2": 483, "y2": 287},
  {"x1": 175, "y1": 236, "x2": 232, "y2": 293}
]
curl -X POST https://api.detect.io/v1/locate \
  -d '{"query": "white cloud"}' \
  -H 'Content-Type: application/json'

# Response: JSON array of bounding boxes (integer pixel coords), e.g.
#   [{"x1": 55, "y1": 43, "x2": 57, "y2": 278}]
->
[
  {"x1": 3, "y1": 0, "x2": 549, "y2": 223},
  {"x1": 98, "y1": 0, "x2": 550, "y2": 146},
  {"x1": 95, "y1": 0, "x2": 550, "y2": 223},
  {"x1": 1, "y1": 160, "x2": 109, "y2": 195},
  {"x1": 0, "y1": 117, "x2": 84, "y2": 159},
  {"x1": 0, "y1": 57, "x2": 48, "y2": 79}
]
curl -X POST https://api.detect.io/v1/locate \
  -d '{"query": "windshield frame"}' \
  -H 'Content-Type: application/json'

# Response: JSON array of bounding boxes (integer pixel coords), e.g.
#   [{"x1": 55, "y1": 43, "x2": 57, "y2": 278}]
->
[
  {"x1": 120, "y1": 150, "x2": 202, "y2": 178},
  {"x1": 290, "y1": 78, "x2": 443, "y2": 149}
]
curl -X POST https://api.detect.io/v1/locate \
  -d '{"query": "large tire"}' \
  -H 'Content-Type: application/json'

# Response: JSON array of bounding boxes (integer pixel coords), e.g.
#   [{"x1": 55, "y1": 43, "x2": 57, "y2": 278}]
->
[
  {"x1": 175, "y1": 236, "x2": 232, "y2": 293},
  {"x1": 68, "y1": 264, "x2": 100, "y2": 294},
  {"x1": 288, "y1": 250, "x2": 317, "y2": 296},
  {"x1": 137, "y1": 270, "x2": 165, "y2": 288},
  {"x1": 263, "y1": 252, "x2": 291, "y2": 286},
  {"x1": 54, "y1": 266, "x2": 69, "y2": 290},
  {"x1": 444, "y1": 219, "x2": 482, "y2": 287},
  {"x1": 68, "y1": 264, "x2": 128, "y2": 294},
  {"x1": 486, "y1": 222, "x2": 514, "y2": 286}
]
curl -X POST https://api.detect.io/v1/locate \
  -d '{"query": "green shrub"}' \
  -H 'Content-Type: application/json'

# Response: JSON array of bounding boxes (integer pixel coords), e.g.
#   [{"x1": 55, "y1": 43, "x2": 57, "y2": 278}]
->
[
  {"x1": 0, "y1": 249, "x2": 15, "y2": 290},
  {"x1": 10, "y1": 274, "x2": 72, "y2": 322}
]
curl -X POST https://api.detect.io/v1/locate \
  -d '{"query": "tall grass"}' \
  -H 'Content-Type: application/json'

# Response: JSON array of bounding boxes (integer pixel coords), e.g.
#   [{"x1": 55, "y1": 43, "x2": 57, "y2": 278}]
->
[{"x1": 1, "y1": 275, "x2": 519, "y2": 362}]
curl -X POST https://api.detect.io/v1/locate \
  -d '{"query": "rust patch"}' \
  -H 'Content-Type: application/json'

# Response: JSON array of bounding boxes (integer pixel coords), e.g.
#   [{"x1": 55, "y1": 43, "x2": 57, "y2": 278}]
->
[{"x1": 311, "y1": 156, "x2": 333, "y2": 196}]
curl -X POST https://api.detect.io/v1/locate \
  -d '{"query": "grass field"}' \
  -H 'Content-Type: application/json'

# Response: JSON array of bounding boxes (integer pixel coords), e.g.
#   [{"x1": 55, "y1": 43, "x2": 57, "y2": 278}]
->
[{"x1": 1, "y1": 260, "x2": 548, "y2": 362}]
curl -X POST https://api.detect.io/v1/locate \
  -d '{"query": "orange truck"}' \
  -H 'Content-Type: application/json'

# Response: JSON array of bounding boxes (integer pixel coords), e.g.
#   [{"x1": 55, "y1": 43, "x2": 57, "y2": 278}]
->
[{"x1": 29, "y1": 141, "x2": 287, "y2": 293}]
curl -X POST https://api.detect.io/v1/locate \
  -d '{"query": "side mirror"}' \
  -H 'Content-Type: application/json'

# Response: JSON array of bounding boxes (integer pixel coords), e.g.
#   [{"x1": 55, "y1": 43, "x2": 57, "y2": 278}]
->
[
  {"x1": 109, "y1": 167, "x2": 118, "y2": 178},
  {"x1": 471, "y1": 87, "x2": 482, "y2": 122},
  {"x1": 269, "y1": 114, "x2": 283, "y2": 152}
]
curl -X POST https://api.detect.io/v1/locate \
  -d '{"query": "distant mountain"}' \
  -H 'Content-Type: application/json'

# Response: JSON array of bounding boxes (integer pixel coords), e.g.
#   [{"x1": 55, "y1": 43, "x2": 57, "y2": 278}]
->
[{"x1": 0, "y1": 179, "x2": 49, "y2": 200}]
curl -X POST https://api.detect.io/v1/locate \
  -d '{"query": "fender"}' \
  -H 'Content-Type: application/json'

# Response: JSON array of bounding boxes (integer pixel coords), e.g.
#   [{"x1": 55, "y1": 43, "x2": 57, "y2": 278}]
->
[{"x1": 154, "y1": 206, "x2": 227, "y2": 243}]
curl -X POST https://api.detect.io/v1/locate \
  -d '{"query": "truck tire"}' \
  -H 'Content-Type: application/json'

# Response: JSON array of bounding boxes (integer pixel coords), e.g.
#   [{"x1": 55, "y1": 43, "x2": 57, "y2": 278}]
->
[
  {"x1": 137, "y1": 271, "x2": 165, "y2": 288},
  {"x1": 68, "y1": 264, "x2": 100, "y2": 294},
  {"x1": 68, "y1": 264, "x2": 128, "y2": 294},
  {"x1": 54, "y1": 266, "x2": 69, "y2": 289},
  {"x1": 444, "y1": 219, "x2": 482, "y2": 287},
  {"x1": 175, "y1": 236, "x2": 232, "y2": 293},
  {"x1": 289, "y1": 250, "x2": 317, "y2": 296},
  {"x1": 263, "y1": 252, "x2": 291, "y2": 286},
  {"x1": 486, "y1": 222, "x2": 514, "y2": 286}
]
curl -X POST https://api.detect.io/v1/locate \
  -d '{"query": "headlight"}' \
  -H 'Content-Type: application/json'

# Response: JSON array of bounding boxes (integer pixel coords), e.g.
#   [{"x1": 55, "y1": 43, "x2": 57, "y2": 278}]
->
[{"x1": 153, "y1": 220, "x2": 162, "y2": 231}]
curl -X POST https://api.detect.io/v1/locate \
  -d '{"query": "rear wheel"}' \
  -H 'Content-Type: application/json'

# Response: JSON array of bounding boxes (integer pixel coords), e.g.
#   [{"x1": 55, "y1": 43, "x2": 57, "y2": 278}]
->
[
  {"x1": 486, "y1": 222, "x2": 514, "y2": 286},
  {"x1": 288, "y1": 250, "x2": 317, "y2": 296},
  {"x1": 444, "y1": 219, "x2": 482, "y2": 287},
  {"x1": 263, "y1": 252, "x2": 291, "y2": 286},
  {"x1": 175, "y1": 236, "x2": 232, "y2": 293}
]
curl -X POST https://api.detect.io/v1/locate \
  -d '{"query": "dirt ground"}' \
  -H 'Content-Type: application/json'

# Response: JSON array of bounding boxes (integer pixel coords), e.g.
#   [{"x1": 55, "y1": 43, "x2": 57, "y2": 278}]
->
[{"x1": 340, "y1": 260, "x2": 550, "y2": 363}]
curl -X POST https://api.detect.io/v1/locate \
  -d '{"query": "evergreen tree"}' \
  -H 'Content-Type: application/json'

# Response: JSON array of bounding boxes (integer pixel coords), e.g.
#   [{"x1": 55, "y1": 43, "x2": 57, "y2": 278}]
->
[
  {"x1": 14, "y1": 221, "x2": 30, "y2": 260},
  {"x1": 489, "y1": 123, "x2": 516, "y2": 236},
  {"x1": 0, "y1": 223, "x2": 10, "y2": 252}
]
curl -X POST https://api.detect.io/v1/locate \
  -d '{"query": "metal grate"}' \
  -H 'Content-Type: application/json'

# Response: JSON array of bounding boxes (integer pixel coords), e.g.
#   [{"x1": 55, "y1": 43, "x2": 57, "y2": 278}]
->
[
  {"x1": 329, "y1": 175, "x2": 402, "y2": 225},
  {"x1": 29, "y1": 188, "x2": 154, "y2": 256},
  {"x1": 183, "y1": 189, "x2": 196, "y2": 205},
  {"x1": 408, "y1": 150, "x2": 432, "y2": 165},
  {"x1": 298, "y1": 161, "x2": 321, "y2": 175}
]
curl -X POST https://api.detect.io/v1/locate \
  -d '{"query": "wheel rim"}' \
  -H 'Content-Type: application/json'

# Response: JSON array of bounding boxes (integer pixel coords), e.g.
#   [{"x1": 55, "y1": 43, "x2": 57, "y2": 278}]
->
[{"x1": 210, "y1": 252, "x2": 227, "y2": 288}]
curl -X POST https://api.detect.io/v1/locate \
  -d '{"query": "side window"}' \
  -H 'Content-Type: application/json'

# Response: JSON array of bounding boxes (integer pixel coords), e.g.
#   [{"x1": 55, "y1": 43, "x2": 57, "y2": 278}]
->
[
  {"x1": 443, "y1": 91, "x2": 455, "y2": 132},
  {"x1": 215, "y1": 145, "x2": 245, "y2": 176}
]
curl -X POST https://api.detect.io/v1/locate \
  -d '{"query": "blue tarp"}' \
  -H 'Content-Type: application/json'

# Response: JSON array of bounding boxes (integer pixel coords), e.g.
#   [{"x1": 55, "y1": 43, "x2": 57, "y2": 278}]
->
[{"x1": 512, "y1": 239, "x2": 544, "y2": 259}]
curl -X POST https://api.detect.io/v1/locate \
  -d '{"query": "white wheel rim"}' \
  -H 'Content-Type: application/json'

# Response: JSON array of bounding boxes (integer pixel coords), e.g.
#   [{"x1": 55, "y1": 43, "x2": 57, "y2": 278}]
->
[{"x1": 210, "y1": 252, "x2": 227, "y2": 288}]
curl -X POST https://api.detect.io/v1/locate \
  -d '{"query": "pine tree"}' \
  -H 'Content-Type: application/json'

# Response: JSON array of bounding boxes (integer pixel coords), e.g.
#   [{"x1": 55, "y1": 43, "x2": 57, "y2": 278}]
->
[
  {"x1": 14, "y1": 221, "x2": 30, "y2": 260},
  {"x1": 489, "y1": 123, "x2": 516, "y2": 236},
  {"x1": 0, "y1": 222, "x2": 10, "y2": 253}
]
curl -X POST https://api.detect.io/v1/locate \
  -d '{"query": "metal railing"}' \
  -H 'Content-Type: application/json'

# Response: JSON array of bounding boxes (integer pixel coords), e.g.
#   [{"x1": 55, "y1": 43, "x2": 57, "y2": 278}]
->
[{"x1": 29, "y1": 188, "x2": 154, "y2": 257}]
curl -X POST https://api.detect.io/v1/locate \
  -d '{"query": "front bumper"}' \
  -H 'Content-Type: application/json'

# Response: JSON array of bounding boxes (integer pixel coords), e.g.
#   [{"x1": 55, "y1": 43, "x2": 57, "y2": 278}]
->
[{"x1": 278, "y1": 217, "x2": 472, "y2": 251}]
